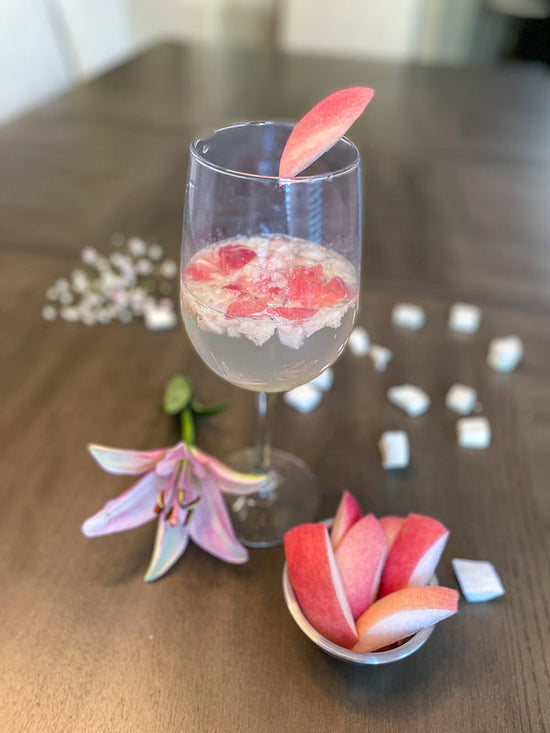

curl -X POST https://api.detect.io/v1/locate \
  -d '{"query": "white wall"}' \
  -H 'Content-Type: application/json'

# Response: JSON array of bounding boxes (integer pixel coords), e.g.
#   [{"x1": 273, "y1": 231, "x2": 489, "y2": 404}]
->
[
  {"x1": 279, "y1": 0, "x2": 426, "y2": 61},
  {"x1": 54, "y1": 0, "x2": 165, "y2": 78},
  {"x1": 0, "y1": 0, "x2": 71, "y2": 122},
  {"x1": 0, "y1": 0, "x2": 492, "y2": 124}
]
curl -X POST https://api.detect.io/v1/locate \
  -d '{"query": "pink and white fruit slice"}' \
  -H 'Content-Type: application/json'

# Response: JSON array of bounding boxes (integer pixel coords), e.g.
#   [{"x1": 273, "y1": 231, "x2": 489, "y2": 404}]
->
[
  {"x1": 279, "y1": 87, "x2": 375, "y2": 179},
  {"x1": 379, "y1": 513, "x2": 450, "y2": 598},
  {"x1": 284, "y1": 523, "x2": 358, "y2": 649},
  {"x1": 330, "y1": 490, "x2": 362, "y2": 549},
  {"x1": 379, "y1": 515, "x2": 405, "y2": 548},
  {"x1": 334, "y1": 514, "x2": 388, "y2": 619},
  {"x1": 353, "y1": 586, "x2": 458, "y2": 653}
]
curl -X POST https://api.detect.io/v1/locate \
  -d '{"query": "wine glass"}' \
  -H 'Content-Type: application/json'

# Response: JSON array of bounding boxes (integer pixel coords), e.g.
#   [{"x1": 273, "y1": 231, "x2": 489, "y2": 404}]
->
[{"x1": 180, "y1": 121, "x2": 361, "y2": 547}]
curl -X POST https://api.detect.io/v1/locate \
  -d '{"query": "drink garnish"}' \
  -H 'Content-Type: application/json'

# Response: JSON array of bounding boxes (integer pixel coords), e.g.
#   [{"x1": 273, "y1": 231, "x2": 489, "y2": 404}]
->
[{"x1": 279, "y1": 87, "x2": 374, "y2": 179}]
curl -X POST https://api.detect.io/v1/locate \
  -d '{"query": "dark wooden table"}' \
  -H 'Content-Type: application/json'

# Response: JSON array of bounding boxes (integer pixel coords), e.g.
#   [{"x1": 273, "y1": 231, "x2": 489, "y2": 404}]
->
[{"x1": 1, "y1": 43, "x2": 549, "y2": 732}]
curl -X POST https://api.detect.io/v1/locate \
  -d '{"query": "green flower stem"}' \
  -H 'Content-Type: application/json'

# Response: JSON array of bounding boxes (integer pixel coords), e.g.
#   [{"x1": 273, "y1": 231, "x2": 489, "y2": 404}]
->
[{"x1": 180, "y1": 407, "x2": 195, "y2": 445}]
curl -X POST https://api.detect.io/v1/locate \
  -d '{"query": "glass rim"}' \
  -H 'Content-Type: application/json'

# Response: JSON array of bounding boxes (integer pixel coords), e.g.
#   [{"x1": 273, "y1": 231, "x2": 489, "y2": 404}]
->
[{"x1": 189, "y1": 120, "x2": 361, "y2": 183}]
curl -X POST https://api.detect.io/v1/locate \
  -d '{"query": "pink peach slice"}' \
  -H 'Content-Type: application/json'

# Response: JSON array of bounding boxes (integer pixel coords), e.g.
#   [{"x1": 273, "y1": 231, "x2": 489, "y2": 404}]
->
[
  {"x1": 379, "y1": 513, "x2": 450, "y2": 598},
  {"x1": 279, "y1": 87, "x2": 375, "y2": 179},
  {"x1": 379, "y1": 516, "x2": 405, "y2": 548},
  {"x1": 353, "y1": 586, "x2": 458, "y2": 653},
  {"x1": 335, "y1": 514, "x2": 388, "y2": 619},
  {"x1": 284, "y1": 523, "x2": 358, "y2": 649},
  {"x1": 330, "y1": 490, "x2": 362, "y2": 549}
]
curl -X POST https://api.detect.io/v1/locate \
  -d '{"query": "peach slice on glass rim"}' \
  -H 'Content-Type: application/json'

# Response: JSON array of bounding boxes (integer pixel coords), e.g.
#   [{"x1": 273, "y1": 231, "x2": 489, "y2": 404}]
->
[
  {"x1": 284, "y1": 523, "x2": 358, "y2": 649},
  {"x1": 279, "y1": 87, "x2": 375, "y2": 179}
]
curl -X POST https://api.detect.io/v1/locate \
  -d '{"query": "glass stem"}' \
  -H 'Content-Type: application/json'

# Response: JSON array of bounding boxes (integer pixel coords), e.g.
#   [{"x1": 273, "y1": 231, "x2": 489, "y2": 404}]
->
[{"x1": 255, "y1": 391, "x2": 276, "y2": 474}]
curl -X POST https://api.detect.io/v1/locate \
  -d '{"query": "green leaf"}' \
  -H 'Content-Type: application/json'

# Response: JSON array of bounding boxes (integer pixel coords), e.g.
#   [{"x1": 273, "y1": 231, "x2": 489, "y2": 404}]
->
[
  {"x1": 163, "y1": 376, "x2": 193, "y2": 415},
  {"x1": 191, "y1": 399, "x2": 231, "y2": 417},
  {"x1": 180, "y1": 407, "x2": 195, "y2": 445}
]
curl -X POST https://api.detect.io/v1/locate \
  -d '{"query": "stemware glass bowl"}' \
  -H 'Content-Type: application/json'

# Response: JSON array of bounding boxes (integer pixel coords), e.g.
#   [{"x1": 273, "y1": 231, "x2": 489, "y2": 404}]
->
[{"x1": 180, "y1": 121, "x2": 362, "y2": 547}]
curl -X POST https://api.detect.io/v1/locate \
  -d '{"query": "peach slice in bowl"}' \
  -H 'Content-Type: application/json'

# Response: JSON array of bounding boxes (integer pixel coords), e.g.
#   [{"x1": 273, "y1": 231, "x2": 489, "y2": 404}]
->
[{"x1": 282, "y1": 562, "x2": 440, "y2": 665}]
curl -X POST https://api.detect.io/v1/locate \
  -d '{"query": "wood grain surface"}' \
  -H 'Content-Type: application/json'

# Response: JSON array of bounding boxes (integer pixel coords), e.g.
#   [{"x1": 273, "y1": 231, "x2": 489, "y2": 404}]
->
[{"x1": 0, "y1": 43, "x2": 549, "y2": 733}]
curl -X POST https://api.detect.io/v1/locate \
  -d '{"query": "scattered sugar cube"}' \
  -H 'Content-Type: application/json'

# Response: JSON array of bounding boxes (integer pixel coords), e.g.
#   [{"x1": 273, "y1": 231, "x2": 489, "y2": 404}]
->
[
  {"x1": 388, "y1": 385, "x2": 430, "y2": 417},
  {"x1": 369, "y1": 344, "x2": 392, "y2": 372},
  {"x1": 284, "y1": 384, "x2": 323, "y2": 413},
  {"x1": 378, "y1": 431, "x2": 409, "y2": 469},
  {"x1": 392, "y1": 303, "x2": 425, "y2": 330},
  {"x1": 457, "y1": 416, "x2": 491, "y2": 449},
  {"x1": 452, "y1": 559, "x2": 505, "y2": 602},
  {"x1": 487, "y1": 336, "x2": 523, "y2": 372},
  {"x1": 449, "y1": 303, "x2": 481, "y2": 333},
  {"x1": 144, "y1": 304, "x2": 178, "y2": 330},
  {"x1": 348, "y1": 327, "x2": 370, "y2": 356},
  {"x1": 446, "y1": 384, "x2": 477, "y2": 416},
  {"x1": 308, "y1": 368, "x2": 333, "y2": 392}
]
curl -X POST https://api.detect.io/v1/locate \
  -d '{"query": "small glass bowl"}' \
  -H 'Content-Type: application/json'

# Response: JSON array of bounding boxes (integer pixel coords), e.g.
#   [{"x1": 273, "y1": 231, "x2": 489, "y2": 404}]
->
[{"x1": 282, "y1": 564, "x2": 439, "y2": 665}]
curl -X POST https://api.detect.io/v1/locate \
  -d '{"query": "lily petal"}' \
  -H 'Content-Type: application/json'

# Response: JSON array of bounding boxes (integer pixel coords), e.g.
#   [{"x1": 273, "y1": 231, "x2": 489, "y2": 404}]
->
[
  {"x1": 144, "y1": 518, "x2": 189, "y2": 582},
  {"x1": 88, "y1": 444, "x2": 167, "y2": 475},
  {"x1": 187, "y1": 476, "x2": 248, "y2": 564},
  {"x1": 155, "y1": 442, "x2": 191, "y2": 477},
  {"x1": 190, "y1": 446, "x2": 268, "y2": 495},
  {"x1": 81, "y1": 471, "x2": 162, "y2": 537}
]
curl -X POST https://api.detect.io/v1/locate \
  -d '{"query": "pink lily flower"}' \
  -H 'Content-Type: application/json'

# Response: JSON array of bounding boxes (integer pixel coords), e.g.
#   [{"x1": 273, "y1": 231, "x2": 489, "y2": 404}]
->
[{"x1": 82, "y1": 441, "x2": 266, "y2": 582}]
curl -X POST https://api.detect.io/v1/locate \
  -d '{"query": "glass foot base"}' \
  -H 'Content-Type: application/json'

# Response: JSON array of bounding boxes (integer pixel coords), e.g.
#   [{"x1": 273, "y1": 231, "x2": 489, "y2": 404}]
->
[{"x1": 224, "y1": 447, "x2": 319, "y2": 548}]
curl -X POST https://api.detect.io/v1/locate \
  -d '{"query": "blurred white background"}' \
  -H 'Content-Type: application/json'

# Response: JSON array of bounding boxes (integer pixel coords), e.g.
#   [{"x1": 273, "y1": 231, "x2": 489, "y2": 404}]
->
[{"x1": 1, "y1": 0, "x2": 548, "y2": 123}]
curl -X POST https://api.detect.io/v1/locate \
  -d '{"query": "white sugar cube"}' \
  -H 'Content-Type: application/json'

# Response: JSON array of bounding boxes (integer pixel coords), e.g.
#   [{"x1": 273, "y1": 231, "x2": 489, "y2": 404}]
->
[
  {"x1": 144, "y1": 305, "x2": 178, "y2": 331},
  {"x1": 452, "y1": 559, "x2": 505, "y2": 602},
  {"x1": 392, "y1": 303, "x2": 425, "y2": 330},
  {"x1": 369, "y1": 344, "x2": 392, "y2": 372},
  {"x1": 308, "y1": 368, "x2": 333, "y2": 392},
  {"x1": 284, "y1": 384, "x2": 323, "y2": 413},
  {"x1": 449, "y1": 303, "x2": 481, "y2": 333},
  {"x1": 457, "y1": 417, "x2": 491, "y2": 449},
  {"x1": 446, "y1": 384, "x2": 477, "y2": 416},
  {"x1": 348, "y1": 327, "x2": 370, "y2": 356},
  {"x1": 378, "y1": 431, "x2": 409, "y2": 469},
  {"x1": 487, "y1": 336, "x2": 523, "y2": 372},
  {"x1": 388, "y1": 385, "x2": 430, "y2": 417}
]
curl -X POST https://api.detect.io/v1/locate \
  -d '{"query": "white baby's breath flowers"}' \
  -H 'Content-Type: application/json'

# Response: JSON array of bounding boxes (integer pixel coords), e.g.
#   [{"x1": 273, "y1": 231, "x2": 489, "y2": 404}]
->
[
  {"x1": 148, "y1": 244, "x2": 163, "y2": 261},
  {"x1": 43, "y1": 235, "x2": 179, "y2": 331},
  {"x1": 81, "y1": 247, "x2": 98, "y2": 265},
  {"x1": 41, "y1": 305, "x2": 57, "y2": 321},
  {"x1": 127, "y1": 237, "x2": 147, "y2": 257},
  {"x1": 160, "y1": 259, "x2": 178, "y2": 278},
  {"x1": 136, "y1": 259, "x2": 154, "y2": 276}
]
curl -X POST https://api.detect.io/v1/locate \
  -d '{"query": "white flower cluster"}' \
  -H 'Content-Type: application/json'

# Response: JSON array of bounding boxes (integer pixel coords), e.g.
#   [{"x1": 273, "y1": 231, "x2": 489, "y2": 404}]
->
[{"x1": 41, "y1": 235, "x2": 179, "y2": 330}]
